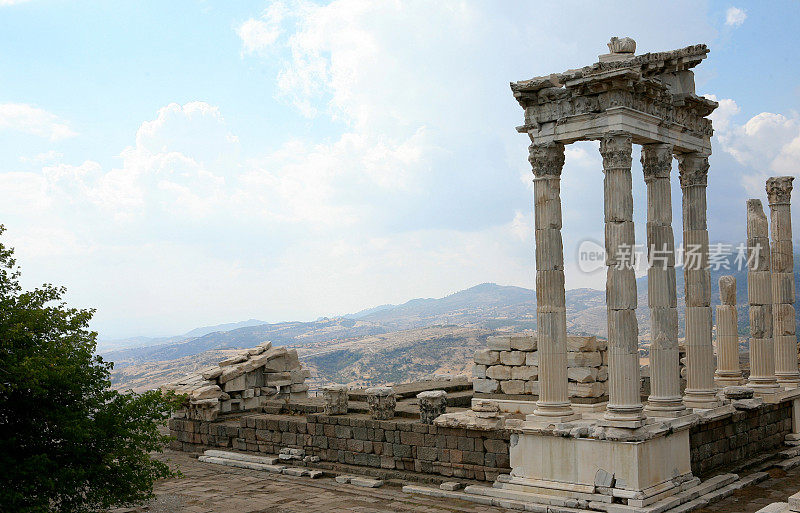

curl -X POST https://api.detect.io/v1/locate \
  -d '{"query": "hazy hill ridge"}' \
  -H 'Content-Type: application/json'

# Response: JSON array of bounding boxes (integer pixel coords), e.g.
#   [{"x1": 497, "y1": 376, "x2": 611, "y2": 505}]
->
[{"x1": 107, "y1": 247, "x2": 799, "y2": 391}]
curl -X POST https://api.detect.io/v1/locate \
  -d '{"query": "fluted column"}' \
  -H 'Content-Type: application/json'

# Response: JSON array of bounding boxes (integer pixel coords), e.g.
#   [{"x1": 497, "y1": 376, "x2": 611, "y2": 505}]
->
[
  {"x1": 601, "y1": 133, "x2": 645, "y2": 426},
  {"x1": 715, "y1": 276, "x2": 743, "y2": 386},
  {"x1": 746, "y1": 199, "x2": 780, "y2": 392},
  {"x1": 678, "y1": 153, "x2": 720, "y2": 409},
  {"x1": 528, "y1": 142, "x2": 578, "y2": 422},
  {"x1": 641, "y1": 144, "x2": 685, "y2": 416},
  {"x1": 767, "y1": 177, "x2": 799, "y2": 388}
]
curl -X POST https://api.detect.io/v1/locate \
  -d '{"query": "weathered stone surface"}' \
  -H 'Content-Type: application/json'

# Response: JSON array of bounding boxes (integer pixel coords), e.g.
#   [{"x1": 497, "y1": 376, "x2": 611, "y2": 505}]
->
[
  {"x1": 566, "y1": 335, "x2": 599, "y2": 352},
  {"x1": 568, "y1": 366, "x2": 598, "y2": 383},
  {"x1": 510, "y1": 365, "x2": 538, "y2": 381},
  {"x1": 500, "y1": 379, "x2": 525, "y2": 395},
  {"x1": 485, "y1": 365, "x2": 511, "y2": 380},
  {"x1": 366, "y1": 386, "x2": 396, "y2": 420},
  {"x1": 474, "y1": 349, "x2": 500, "y2": 366},
  {"x1": 417, "y1": 390, "x2": 447, "y2": 424},
  {"x1": 509, "y1": 335, "x2": 536, "y2": 351},
  {"x1": 567, "y1": 351, "x2": 602, "y2": 367},
  {"x1": 719, "y1": 275, "x2": 737, "y2": 305},
  {"x1": 472, "y1": 378, "x2": 500, "y2": 394},
  {"x1": 722, "y1": 386, "x2": 753, "y2": 400},
  {"x1": 499, "y1": 351, "x2": 526, "y2": 366},
  {"x1": 486, "y1": 336, "x2": 511, "y2": 351}
]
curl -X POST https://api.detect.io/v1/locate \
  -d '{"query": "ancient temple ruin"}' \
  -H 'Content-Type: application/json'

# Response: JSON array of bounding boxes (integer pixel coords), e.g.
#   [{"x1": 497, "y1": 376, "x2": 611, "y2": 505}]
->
[{"x1": 166, "y1": 38, "x2": 800, "y2": 513}]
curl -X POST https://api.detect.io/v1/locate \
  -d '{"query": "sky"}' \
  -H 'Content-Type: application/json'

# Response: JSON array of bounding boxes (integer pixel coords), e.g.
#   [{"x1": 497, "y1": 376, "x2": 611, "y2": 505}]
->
[{"x1": 0, "y1": 1, "x2": 799, "y2": 340}]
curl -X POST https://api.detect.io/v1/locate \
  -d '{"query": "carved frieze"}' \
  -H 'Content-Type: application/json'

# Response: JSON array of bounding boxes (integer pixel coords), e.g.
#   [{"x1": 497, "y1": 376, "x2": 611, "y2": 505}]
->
[
  {"x1": 521, "y1": 88, "x2": 714, "y2": 138},
  {"x1": 511, "y1": 42, "x2": 716, "y2": 142}
]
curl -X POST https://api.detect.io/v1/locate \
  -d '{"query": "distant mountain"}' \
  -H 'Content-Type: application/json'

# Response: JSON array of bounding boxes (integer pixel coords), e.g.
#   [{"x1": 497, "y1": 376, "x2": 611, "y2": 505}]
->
[
  {"x1": 97, "y1": 318, "x2": 269, "y2": 353},
  {"x1": 182, "y1": 318, "x2": 268, "y2": 338},
  {"x1": 107, "y1": 247, "x2": 799, "y2": 390}
]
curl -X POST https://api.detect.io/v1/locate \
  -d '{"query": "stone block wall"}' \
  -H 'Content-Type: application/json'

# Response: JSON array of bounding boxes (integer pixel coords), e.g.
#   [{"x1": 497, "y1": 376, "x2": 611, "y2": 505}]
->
[
  {"x1": 169, "y1": 413, "x2": 511, "y2": 482},
  {"x1": 473, "y1": 334, "x2": 608, "y2": 402},
  {"x1": 690, "y1": 401, "x2": 793, "y2": 476}
]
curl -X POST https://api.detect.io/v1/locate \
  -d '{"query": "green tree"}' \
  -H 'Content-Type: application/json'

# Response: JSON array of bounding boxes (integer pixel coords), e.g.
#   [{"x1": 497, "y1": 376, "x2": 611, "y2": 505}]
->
[{"x1": 0, "y1": 226, "x2": 182, "y2": 512}]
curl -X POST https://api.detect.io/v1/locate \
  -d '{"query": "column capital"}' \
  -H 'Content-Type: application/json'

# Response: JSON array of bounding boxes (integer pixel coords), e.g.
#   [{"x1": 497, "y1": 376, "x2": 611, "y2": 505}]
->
[
  {"x1": 599, "y1": 132, "x2": 632, "y2": 170},
  {"x1": 766, "y1": 176, "x2": 794, "y2": 205},
  {"x1": 640, "y1": 143, "x2": 673, "y2": 183},
  {"x1": 528, "y1": 142, "x2": 565, "y2": 178},
  {"x1": 677, "y1": 153, "x2": 709, "y2": 188}
]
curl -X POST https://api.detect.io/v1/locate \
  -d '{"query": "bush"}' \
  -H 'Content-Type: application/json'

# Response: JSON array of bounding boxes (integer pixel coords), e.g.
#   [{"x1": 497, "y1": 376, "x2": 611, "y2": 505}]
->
[{"x1": 0, "y1": 226, "x2": 182, "y2": 512}]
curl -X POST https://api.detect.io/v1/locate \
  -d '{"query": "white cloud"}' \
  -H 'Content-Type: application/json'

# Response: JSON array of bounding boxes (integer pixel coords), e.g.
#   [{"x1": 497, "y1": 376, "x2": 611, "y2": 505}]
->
[
  {"x1": 712, "y1": 106, "x2": 800, "y2": 195},
  {"x1": 725, "y1": 7, "x2": 747, "y2": 27},
  {"x1": 704, "y1": 94, "x2": 740, "y2": 132},
  {"x1": 3, "y1": 1, "x2": 722, "y2": 338},
  {"x1": 237, "y1": 2, "x2": 290, "y2": 55},
  {"x1": 19, "y1": 150, "x2": 64, "y2": 165},
  {"x1": 0, "y1": 103, "x2": 76, "y2": 140},
  {"x1": 0, "y1": 0, "x2": 33, "y2": 5}
]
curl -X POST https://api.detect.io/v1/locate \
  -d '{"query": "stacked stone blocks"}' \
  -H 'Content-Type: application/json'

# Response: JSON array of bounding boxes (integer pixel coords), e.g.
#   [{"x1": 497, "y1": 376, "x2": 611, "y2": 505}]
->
[
  {"x1": 473, "y1": 334, "x2": 608, "y2": 401},
  {"x1": 746, "y1": 199, "x2": 780, "y2": 392},
  {"x1": 169, "y1": 412, "x2": 512, "y2": 482},
  {"x1": 162, "y1": 342, "x2": 309, "y2": 421}
]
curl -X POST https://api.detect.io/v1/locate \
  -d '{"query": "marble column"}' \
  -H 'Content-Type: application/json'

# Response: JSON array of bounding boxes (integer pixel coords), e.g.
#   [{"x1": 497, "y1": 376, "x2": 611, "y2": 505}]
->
[
  {"x1": 601, "y1": 133, "x2": 645, "y2": 426},
  {"x1": 767, "y1": 177, "x2": 799, "y2": 388},
  {"x1": 528, "y1": 142, "x2": 578, "y2": 422},
  {"x1": 746, "y1": 199, "x2": 780, "y2": 392},
  {"x1": 641, "y1": 144, "x2": 686, "y2": 416},
  {"x1": 678, "y1": 153, "x2": 720, "y2": 409},
  {"x1": 714, "y1": 275, "x2": 743, "y2": 387}
]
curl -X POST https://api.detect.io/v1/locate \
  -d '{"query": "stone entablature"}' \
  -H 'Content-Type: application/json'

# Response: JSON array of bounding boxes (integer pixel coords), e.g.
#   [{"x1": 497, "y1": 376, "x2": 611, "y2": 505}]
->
[{"x1": 511, "y1": 44, "x2": 716, "y2": 153}]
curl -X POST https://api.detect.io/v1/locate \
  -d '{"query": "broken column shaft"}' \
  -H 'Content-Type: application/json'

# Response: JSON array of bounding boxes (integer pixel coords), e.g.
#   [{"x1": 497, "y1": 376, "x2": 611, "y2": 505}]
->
[
  {"x1": 746, "y1": 199, "x2": 779, "y2": 392},
  {"x1": 714, "y1": 275, "x2": 743, "y2": 386}
]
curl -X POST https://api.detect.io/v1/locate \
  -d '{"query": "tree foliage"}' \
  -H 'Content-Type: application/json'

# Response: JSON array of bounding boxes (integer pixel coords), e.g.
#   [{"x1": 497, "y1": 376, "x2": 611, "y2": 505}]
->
[{"x1": 0, "y1": 226, "x2": 182, "y2": 512}]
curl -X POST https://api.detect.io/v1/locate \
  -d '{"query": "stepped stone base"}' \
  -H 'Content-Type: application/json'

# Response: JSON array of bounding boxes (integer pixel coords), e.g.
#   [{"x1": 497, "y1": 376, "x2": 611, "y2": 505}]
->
[{"x1": 405, "y1": 471, "x2": 748, "y2": 512}]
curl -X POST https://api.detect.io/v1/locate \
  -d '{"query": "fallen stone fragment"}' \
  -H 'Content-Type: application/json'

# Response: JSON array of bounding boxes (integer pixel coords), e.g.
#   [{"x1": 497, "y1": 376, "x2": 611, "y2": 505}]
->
[
  {"x1": 350, "y1": 477, "x2": 383, "y2": 488},
  {"x1": 440, "y1": 481, "x2": 464, "y2": 491}
]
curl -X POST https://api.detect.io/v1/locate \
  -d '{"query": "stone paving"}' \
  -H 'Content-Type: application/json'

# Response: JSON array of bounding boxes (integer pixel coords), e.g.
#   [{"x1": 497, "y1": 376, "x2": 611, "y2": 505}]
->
[
  {"x1": 114, "y1": 449, "x2": 800, "y2": 513},
  {"x1": 697, "y1": 467, "x2": 800, "y2": 513},
  {"x1": 114, "y1": 449, "x2": 510, "y2": 513}
]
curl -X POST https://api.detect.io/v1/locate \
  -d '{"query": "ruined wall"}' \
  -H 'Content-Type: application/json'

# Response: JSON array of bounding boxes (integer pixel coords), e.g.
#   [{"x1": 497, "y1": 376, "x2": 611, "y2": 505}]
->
[
  {"x1": 689, "y1": 401, "x2": 793, "y2": 476},
  {"x1": 162, "y1": 343, "x2": 309, "y2": 421},
  {"x1": 169, "y1": 412, "x2": 511, "y2": 482}
]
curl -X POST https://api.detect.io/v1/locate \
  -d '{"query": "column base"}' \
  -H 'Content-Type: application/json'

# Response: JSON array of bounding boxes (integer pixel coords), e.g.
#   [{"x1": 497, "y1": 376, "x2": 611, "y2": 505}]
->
[
  {"x1": 533, "y1": 400, "x2": 577, "y2": 420},
  {"x1": 528, "y1": 399, "x2": 581, "y2": 425},
  {"x1": 748, "y1": 378, "x2": 781, "y2": 395},
  {"x1": 602, "y1": 406, "x2": 646, "y2": 428},
  {"x1": 714, "y1": 374, "x2": 745, "y2": 388},
  {"x1": 683, "y1": 389, "x2": 721, "y2": 410},
  {"x1": 777, "y1": 374, "x2": 800, "y2": 390},
  {"x1": 645, "y1": 398, "x2": 690, "y2": 418}
]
